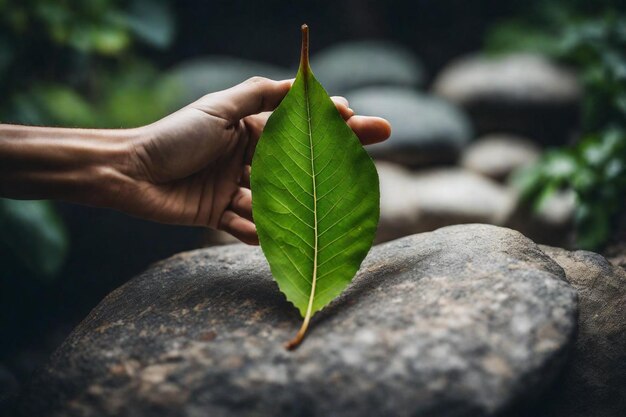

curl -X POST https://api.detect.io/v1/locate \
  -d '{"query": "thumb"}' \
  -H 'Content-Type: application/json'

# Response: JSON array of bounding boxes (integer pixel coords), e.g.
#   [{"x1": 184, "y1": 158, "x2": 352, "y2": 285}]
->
[{"x1": 202, "y1": 77, "x2": 293, "y2": 122}]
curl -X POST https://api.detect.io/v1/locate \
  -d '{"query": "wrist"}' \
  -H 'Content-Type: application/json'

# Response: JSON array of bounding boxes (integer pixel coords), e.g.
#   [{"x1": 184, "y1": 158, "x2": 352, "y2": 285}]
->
[{"x1": 83, "y1": 127, "x2": 147, "y2": 210}]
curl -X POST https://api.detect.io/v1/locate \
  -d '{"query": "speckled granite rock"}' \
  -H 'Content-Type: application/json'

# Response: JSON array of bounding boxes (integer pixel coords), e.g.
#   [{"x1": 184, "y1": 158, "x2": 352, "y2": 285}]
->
[
  {"x1": 19, "y1": 225, "x2": 578, "y2": 417},
  {"x1": 433, "y1": 54, "x2": 581, "y2": 144},
  {"x1": 529, "y1": 247, "x2": 626, "y2": 417}
]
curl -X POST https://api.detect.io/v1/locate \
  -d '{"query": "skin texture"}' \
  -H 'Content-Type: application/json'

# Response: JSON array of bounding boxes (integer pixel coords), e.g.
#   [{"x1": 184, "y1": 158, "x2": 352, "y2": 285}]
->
[{"x1": 0, "y1": 77, "x2": 391, "y2": 244}]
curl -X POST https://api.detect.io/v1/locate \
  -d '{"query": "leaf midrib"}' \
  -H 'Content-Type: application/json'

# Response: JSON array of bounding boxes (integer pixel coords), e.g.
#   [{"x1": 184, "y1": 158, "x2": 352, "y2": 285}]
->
[{"x1": 304, "y1": 72, "x2": 319, "y2": 320}]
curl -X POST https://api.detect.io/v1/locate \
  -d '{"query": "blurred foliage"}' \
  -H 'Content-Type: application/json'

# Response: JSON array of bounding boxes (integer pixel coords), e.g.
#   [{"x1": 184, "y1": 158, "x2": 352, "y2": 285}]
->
[
  {"x1": 0, "y1": 0, "x2": 178, "y2": 127},
  {"x1": 488, "y1": 0, "x2": 626, "y2": 249},
  {"x1": 0, "y1": 199, "x2": 68, "y2": 281},
  {"x1": 0, "y1": 0, "x2": 178, "y2": 278}
]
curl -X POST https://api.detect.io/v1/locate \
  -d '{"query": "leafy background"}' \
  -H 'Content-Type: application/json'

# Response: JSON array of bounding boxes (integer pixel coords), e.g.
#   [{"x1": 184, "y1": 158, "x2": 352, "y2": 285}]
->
[{"x1": 0, "y1": 0, "x2": 625, "y2": 403}]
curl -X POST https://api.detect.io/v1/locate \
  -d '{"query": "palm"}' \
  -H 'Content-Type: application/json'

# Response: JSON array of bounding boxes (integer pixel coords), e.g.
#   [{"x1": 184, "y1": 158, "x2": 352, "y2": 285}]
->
[{"x1": 128, "y1": 109, "x2": 260, "y2": 242}]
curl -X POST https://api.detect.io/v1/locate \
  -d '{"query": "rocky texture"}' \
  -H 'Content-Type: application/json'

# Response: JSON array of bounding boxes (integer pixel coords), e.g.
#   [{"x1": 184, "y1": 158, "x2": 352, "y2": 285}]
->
[
  {"x1": 532, "y1": 247, "x2": 626, "y2": 417},
  {"x1": 433, "y1": 54, "x2": 581, "y2": 145},
  {"x1": 19, "y1": 225, "x2": 577, "y2": 417},
  {"x1": 461, "y1": 134, "x2": 541, "y2": 182},
  {"x1": 348, "y1": 88, "x2": 472, "y2": 166},
  {"x1": 310, "y1": 41, "x2": 424, "y2": 95},
  {"x1": 377, "y1": 163, "x2": 515, "y2": 242},
  {"x1": 166, "y1": 57, "x2": 289, "y2": 108}
]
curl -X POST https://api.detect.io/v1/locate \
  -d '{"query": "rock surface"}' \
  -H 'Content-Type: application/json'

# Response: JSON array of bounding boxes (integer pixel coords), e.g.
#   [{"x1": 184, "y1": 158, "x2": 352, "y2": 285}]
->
[
  {"x1": 311, "y1": 41, "x2": 424, "y2": 96},
  {"x1": 433, "y1": 53, "x2": 581, "y2": 144},
  {"x1": 377, "y1": 163, "x2": 515, "y2": 242},
  {"x1": 461, "y1": 134, "x2": 541, "y2": 182},
  {"x1": 19, "y1": 225, "x2": 577, "y2": 417},
  {"x1": 166, "y1": 57, "x2": 289, "y2": 108},
  {"x1": 532, "y1": 247, "x2": 626, "y2": 417},
  {"x1": 348, "y1": 88, "x2": 472, "y2": 166}
]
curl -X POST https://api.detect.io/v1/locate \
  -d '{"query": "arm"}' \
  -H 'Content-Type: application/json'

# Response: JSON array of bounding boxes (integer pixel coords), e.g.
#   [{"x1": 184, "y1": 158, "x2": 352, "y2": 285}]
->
[
  {"x1": 0, "y1": 77, "x2": 391, "y2": 244},
  {"x1": 0, "y1": 124, "x2": 135, "y2": 207}
]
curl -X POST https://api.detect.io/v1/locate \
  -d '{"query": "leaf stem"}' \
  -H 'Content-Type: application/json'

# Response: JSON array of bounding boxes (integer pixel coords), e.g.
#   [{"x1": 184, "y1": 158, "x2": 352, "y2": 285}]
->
[
  {"x1": 300, "y1": 24, "x2": 309, "y2": 74},
  {"x1": 285, "y1": 23, "x2": 316, "y2": 351}
]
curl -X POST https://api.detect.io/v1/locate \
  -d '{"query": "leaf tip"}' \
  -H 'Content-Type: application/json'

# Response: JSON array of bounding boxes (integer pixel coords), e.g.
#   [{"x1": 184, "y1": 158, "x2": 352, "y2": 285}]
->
[{"x1": 300, "y1": 23, "x2": 310, "y2": 73}]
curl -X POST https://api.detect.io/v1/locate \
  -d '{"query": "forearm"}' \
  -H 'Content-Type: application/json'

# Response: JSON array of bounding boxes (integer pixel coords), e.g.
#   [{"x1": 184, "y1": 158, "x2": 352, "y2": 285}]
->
[{"x1": 0, "y1": 124, "x2": 137, "y2": 207}]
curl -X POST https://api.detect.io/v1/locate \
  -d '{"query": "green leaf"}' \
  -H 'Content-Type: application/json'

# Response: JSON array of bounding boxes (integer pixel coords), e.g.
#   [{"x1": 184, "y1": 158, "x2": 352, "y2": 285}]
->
[
  {"x1": 251, "y1": 25, "x2": 379, "y2": 349},
  {"x1": 0, "y1": 199, "x2": 68, "y2": 281}
]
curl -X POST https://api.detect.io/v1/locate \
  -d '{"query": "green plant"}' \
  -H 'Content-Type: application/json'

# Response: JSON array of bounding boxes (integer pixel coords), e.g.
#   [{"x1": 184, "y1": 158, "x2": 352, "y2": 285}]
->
[
  {"x1": 251, "y1": 26, "x2": 379, "y2": 349},
  {"x1": 0, "y1": 199, "x2": 68, "y2": 280},
  {"x1": 488, "y1": 2, "x2": 626, "y2": 249}
]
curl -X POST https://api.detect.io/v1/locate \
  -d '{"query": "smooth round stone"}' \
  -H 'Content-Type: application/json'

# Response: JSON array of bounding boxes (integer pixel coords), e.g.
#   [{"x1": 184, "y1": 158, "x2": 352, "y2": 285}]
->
[
  {"x1": 348, "y1": 87, "x2": 472, "y2": 166},
  {"x1": 311, "y1": 41, "x2": 424, "y2": 95},
  {"x1": 505, "y1": 190, "x2": 576, "y2": 247},
  {"x1": 461, "y1": 134, "x2": 541, "y2": 181},
  {"x1": 166, "y1": 57, "x2": 290, "y2": 108},
  {"x1": 433, "y1": 53, "x2": 581, "y2": 144},
  {"x1": 19, "y1": 225, "x2": 577, "y2": 417},
  {"x1": 376, "y1": 163, "x2": 516, "y2": 242}
]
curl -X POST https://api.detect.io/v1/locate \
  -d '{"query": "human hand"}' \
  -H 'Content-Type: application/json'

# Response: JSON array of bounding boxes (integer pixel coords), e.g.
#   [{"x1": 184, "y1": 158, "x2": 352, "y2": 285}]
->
[{"x1": 119, "y1": 77, "x2": 391, "y2": 244}]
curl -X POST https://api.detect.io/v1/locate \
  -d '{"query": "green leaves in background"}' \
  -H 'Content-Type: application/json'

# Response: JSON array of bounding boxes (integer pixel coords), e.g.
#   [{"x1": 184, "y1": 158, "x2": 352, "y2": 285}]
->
[
  {"x1": 489, "y1": 3, "x2": 626, "y2": 249},
  {"x1": 251, "y1": 25, "x2": 380, "y2": 349},
  {"x1": 0, "y1": 199, "x2": 68, "y2": 281},
  {"x1": 515, "y1": 128, "x2": 626, "y2": 249}
]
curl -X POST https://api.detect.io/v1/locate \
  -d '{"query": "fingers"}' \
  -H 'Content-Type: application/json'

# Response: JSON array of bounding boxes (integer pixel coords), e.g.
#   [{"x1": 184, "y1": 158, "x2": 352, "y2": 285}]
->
[
  {"x1": 204, "y1": 77, "x2": 293, "y2": 122},
  {"x1": 242, "y1": 95, "x2": 391, "y2": 165},
  {"x1": 219, "y1": 210, "x2": 259, "y2": 245},
  {"x1": 244, "y1": 96, "x2": 353, "y2": 142},
  {"x1": 346, "y1": 116, "x2": 392, "y2": 145},
  {"x1": 230, "y1": 187, "x2": 252, "y2": 220},
  {"x1": 240, "y1": 165, "x2": 251, "y2": 188},
  {"x1": 331, "y1": 96, "x2": 354, "y2": 120}
]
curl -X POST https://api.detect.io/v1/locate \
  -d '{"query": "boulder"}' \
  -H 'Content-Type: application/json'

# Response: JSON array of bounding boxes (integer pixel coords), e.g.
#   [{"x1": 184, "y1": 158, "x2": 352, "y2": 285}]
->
[
  {"x1": 530, "y1": 246, "x2": 626, "y2": 417},
  {"x1": 433, "y1": 53, "x2": 581, "y2": 145},
  {"x1": 461, "y1": 134, "x2": 541, "y2": 182},
  {"x1": 310, "y1": 41, "x2": 424, "y2": 95},
  {"x1": 377, "y1": 163, "x2": 515, "y2": 242},
  {"x1": 19, "y1": 225, "x2": 577, "y2": 417},
  {"x1": 348, "y1": 88, "x2": 472, "y2": 166},
  {"x1": 166, "y1": 57, "x2": 290, "y2": 108}
]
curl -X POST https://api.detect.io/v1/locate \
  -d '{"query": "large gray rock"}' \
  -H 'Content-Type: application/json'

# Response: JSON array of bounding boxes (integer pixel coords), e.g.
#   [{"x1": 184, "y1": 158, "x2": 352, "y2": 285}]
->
[
  {"x1": 311, "y1": 41, "x2": 424, "y2": 96},
  {"x1": 19, "y1": 225, "x2": 578, "y2": 417},
  {"x1": 166, "y1": 57, "x2": 290, "y2": 108},
  {"x1": 461, "y1": 134, "x2": 541, "y2": 182},
  {"x1": 433, "y1": 54, "x2": 581, "y2": 144},
  {"x1": 348, "y1": 88, "x2": 472, "y2": 166},
  {"x1": 531, "y1": 247, "x2": 626, "y2": 417},
  {"x1": 377, "y1": 163, "x2": 516, "y2": 242}
]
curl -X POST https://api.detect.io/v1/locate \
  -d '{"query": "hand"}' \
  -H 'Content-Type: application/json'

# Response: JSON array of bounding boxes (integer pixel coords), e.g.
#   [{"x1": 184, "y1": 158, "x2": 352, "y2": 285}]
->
[{"x1": 118, "y1": 77, "x2": 392, "y2": 244}]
